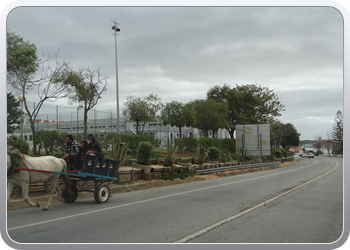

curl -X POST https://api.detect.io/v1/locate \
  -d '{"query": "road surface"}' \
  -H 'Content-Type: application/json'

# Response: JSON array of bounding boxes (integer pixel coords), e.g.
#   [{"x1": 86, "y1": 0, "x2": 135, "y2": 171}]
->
[{"x1": 6, "y1": 157, "x2": 343, "y2": 245}]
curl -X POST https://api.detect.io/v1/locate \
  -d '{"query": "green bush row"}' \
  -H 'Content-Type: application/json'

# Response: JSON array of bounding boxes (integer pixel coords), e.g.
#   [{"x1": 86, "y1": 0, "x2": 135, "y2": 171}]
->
[
  {"x1": 176, "y1": 137, "x2": 236, "y2": 153},
  {"x1": 99, "y1": 133, "x2": 161, "y2": 155}
]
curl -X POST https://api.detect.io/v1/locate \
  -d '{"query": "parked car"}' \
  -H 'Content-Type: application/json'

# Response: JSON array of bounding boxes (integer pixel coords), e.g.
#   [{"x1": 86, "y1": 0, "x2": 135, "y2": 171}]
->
[
  {"x1": 299, "y1": 153, "x2": 304, "y2": 157},
  {"x1": 302, "y1": 154, "x2": 308, "y2": 158},
  {"x1": 308, "y1": 153, "x2": 314, "y2": 158}
]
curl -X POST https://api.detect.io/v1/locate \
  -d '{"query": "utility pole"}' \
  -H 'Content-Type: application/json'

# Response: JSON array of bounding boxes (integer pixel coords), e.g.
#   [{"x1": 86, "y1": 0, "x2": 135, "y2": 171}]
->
[{"x1": 111, "y1": 19, "x2": 121, "y2": 134}]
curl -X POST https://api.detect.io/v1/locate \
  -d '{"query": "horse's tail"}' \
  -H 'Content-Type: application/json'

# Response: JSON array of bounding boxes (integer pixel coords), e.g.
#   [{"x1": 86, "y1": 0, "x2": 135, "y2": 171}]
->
[{"x1": 59, "y1": 158, "x2": 68, "y2": 173}]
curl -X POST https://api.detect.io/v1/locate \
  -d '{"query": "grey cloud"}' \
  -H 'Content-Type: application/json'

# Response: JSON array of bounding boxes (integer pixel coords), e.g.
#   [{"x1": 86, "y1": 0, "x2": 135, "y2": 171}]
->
[{"x1": 6, "y1": 6, "x2": 343, "y2": 140}]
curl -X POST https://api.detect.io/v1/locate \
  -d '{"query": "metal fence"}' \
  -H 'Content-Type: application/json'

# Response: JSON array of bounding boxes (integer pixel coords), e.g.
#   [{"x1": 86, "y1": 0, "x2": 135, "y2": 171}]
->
[
  {"x1": 12, "y1": 101, "x2": 223, "y2": 147},
  {"x1": 16, "y1": 101, "x2": 125, "y2": 136}
]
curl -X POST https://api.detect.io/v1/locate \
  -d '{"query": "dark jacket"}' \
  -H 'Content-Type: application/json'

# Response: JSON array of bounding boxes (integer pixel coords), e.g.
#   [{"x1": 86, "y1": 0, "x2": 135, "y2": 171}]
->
[
  {"x1": 80, "y1": 141, "x2": 88, "y2": 160},
  {"x1": 87, "y1": 135, "x2": 104, "y2": 161}
]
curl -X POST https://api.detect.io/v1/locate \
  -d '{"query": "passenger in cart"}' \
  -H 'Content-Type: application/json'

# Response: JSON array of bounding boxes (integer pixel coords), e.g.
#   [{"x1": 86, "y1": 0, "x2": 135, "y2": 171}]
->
[
  {"x1": 78, "y1": 140, "x2": 88, "y2": 169},
  {"x1": 86, "y1": 134, "x2": 105, "y2": 162}
]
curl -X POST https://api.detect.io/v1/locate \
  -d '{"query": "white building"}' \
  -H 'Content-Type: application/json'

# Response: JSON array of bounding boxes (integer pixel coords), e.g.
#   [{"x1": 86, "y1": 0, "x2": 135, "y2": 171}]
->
[{"x1": 8, "y1": 116, "x2": 232, "y2": 148}]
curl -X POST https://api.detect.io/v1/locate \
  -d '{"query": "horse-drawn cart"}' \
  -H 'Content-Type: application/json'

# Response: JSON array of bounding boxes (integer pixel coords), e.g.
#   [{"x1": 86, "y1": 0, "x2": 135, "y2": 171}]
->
[
  {"x1": 12, "y1": 154, "x2": 119, "y2": 205},
  {"x1": 60, "y1": 155, "x2": 119, "y2": 204}
]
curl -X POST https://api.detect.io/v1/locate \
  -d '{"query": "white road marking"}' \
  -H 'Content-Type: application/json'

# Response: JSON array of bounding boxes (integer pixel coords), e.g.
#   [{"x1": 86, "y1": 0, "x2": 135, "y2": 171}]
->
[
  {"x1": 8, "y1": 159, "x2": 325, "y2": 231},
  {"x1": 174, "y1": 160, "x2": 339, "y2": 243}
]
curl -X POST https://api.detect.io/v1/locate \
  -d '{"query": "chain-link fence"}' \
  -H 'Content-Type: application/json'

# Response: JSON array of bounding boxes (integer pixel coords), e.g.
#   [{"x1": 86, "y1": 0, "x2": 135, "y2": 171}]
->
[
  {"x1": 12, "y1": 101, "x2": 213, "y2": 148},
  {"x1": 15, "y1": 101, "x2": 132, "y2": 138}
]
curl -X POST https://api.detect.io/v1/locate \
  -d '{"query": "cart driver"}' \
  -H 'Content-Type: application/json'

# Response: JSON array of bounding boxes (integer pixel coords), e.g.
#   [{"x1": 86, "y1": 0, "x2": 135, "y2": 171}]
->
[{"x1": 64, "y1": 134, "x2": 81, "y2": 170}]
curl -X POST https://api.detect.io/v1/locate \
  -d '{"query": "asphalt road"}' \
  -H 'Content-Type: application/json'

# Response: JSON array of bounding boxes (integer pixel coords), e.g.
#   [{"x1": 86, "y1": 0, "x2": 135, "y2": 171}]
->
[{"x1": 6, "y1": 157, "x2": 343, "y2": 245}]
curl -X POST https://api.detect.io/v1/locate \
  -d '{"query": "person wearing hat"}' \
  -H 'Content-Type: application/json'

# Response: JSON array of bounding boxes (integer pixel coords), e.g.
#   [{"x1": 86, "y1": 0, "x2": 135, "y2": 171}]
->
[{"x1": 9, "y1": 136, "x2": 17, "y2": 146}]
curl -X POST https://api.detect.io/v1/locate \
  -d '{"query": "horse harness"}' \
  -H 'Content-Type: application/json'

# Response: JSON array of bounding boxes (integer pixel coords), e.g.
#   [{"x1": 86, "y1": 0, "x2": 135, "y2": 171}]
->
[{"x1": 7, "y1": 152, "x2": 28, "y2": 178}]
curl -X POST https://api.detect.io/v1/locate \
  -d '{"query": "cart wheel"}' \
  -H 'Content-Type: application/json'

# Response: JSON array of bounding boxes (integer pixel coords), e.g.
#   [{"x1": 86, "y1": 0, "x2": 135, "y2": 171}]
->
[
  {"x1": 94, "y1": 183, "x2": 110, "y2": 204},
  {"x1": 62, "y1": 183, "x2": 78, "y2": 203}
]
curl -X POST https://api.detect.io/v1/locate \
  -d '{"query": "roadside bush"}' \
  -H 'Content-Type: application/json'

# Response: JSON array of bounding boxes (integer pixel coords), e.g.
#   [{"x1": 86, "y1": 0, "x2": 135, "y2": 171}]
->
[
  {"x1": 136, "y1": 141, "x2": 153, "y2": 165},
  {"x1": 7, "y1": 136, "x2": 30, "y2": 154},
  {"x1": 220, "y1": 138, "x2": 236, "y2": 153},
  {"x1": 207, "y1": 146, "x2": 220, "y2": 161},
  {"x1": 176, "y1": 137, "x2": 198, "y2": 151},
  {"x1": 280, "y1": 148, "x2": 288, "y2": 157},
  {"x1": 230, "y1": 153, "x2": 238, "y2": 161},
  {"x1": 99, "y1": 133, "x2": 159, "y2": 155},
  {"x1": 271, "y1": 149, "x2": 284, "y2": 158},
  {"x1": 197, "y1": 137, "x2": 221, "y2": 149}
]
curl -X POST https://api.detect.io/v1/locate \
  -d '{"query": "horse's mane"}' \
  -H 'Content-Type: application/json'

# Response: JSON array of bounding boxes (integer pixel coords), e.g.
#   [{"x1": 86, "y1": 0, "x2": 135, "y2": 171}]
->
[
  {"x1": 7, "y1": 145, "x2": 22, "y2": 157},
  {"x1": 7, "y1": 145, "x2": 29, "y2": 169}
]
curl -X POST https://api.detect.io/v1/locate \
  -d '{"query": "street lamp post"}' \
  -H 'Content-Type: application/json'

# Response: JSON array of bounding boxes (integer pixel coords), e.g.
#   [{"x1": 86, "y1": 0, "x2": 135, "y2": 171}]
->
[
  {"x1": 111, "y1": 19, "x2": 121, "y2": 134},
  {"x1": 18, "y1": 95, "x2": 24, "y2": 139}
]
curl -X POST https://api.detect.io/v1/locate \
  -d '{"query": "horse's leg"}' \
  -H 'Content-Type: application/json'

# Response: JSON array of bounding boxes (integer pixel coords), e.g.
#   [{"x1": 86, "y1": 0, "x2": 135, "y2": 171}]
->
[
  {"x1": 56, "y1": 181, "x2": 64, "y2": 202},
  {"x1": 7, "y1": 182, "x2": 16, "y2": 202},
  {"x1": 43, "y1": 175, "x2": 59, "y2": 210},
  {"x1": 21, "y1": 182, "x2": 40, "y2": 208}
]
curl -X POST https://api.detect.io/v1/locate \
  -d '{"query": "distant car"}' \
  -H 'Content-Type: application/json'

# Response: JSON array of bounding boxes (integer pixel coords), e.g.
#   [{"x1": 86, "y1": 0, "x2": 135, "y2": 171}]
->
[
  {"x1": 308, "y1": 153, "x2": 314, "y2": 158},
  {"x1": 302, "y1": 154, "x2": 308, "y2": 158},
  {"x1": 299, "y1": 153, "x2": 304, "y2": 157}
]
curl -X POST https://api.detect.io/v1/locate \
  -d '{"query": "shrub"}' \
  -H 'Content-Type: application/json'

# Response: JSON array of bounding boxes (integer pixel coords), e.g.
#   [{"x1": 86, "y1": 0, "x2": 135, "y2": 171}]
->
[
  {"x1": 176, "y1": 137, "x2": 198, "y2": 151},
  {"x1": 7, "y1": 136, "x2": 30, "y2": 154},
  {"x1": 100, "y1": 133, "x2": 159, "y2": 155},
  {"x1": 196, "y1": 147, "x2": 208, "y2": 166},
  {"x1": 237, "y1": 147, "x2": 250, "y2": 162},
  {"x1": 163, "y1": 138, "x2": 178, "y2": 170},
  {"x1": 136, "y1": 141, "x2": 153, "y2": 165},
  {"x1": 220, "y1": 138, "x2": 236, "y2": 153},
  {"x1": 111, "y1": 137, "x2": 129, "y2": 164},
  {"x1": 207, "y1": 146, "x2": 220, "y2": 161},
  {"x1": 271, "y1": 149, "x2": 284, "y2": 158},
  {"x1": 197, "y1": 137, "x2": 221, "y2": 149}
]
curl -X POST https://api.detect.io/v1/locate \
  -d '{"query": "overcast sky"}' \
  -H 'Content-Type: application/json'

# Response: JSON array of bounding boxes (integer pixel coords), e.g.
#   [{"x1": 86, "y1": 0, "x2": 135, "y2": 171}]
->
[{"x1": 6, "y1": 5, "x2": 344, "y2": 141}]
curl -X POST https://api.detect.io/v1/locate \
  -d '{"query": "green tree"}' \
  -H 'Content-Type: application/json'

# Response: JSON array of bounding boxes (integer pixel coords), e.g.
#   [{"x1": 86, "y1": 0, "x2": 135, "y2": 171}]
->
[
  {"x1": 332, "y1": 110, "x2": 343, "y2": 154},
  {"x1": 123, "y1": 93, "x2": 163, "y2": 134},
  {"x1": 161, "y1": 101, "x2": 196, "y2": 138},
  {"x1": 270, "y1": 122, "x2": 295, "y2": 149},
  {"x1": 7, "y1": 31, "x2": 38, "y2": 81},
  {"x1": 57, "y1": 68, "x2": 108, "y2": 139},
  {"x1": 35, "y1": 130, "x2": 65, "y2": 155},
  {"x1": 207, "y1": 84, "x2": 285, "y2": 138},
  {"x1": 7, "y1": 31, "x2": 71, "y2": 155},
  {"x1": 191, "y1": 98, "x2": 227, "y2": 138},
  {"x1": 281, "y1": 124, "x2": 300, "y2": 148},
  {"x1": 7, "y1": 93, "x2": 21, "y2": 134}
]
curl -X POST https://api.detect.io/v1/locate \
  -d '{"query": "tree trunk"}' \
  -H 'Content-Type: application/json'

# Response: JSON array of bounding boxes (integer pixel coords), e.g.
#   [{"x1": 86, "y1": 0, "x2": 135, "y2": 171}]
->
[
  {"x1": 84, "y1": 108, "x2": 88, "y2": 140},
  {"x1": 136, "y1": 121, "x2": 140, "y2": 134},
  {"x1": 228, "y1": 128, "x2": 234, "y2": 139},
  {"x1": 141, "y1": 122, "x2": 146, "y2": 134},
  {"x1": 30, "y1": 120, "x2": 37, "y2": 155},
  {"x1": 179, "y1": 126, "x2": 182, "y2": 138}
]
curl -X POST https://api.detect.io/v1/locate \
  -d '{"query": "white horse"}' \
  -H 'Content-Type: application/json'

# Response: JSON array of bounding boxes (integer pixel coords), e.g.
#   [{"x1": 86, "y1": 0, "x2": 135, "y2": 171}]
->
[{"x1": 7, "y1": 145, "x2": 71, "y2": 211}]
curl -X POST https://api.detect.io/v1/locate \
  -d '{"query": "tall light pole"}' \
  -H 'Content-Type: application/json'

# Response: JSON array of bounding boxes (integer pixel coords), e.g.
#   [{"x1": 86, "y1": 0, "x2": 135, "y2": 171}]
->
[
  {"x1": 18, "y1": 95, "x2": 24, "y2": 139},
  {"x1": 111, "y1": 19, "x2": 121, "y2": 134}
]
